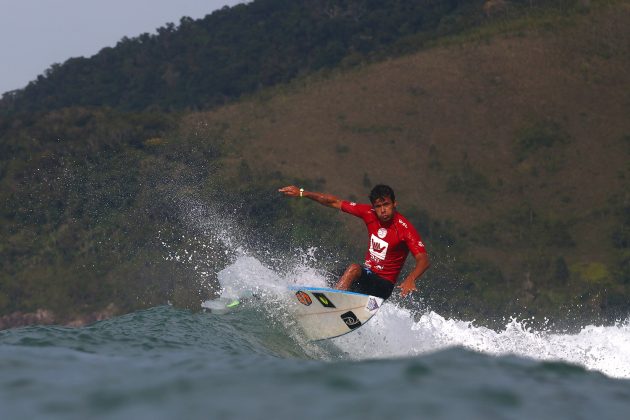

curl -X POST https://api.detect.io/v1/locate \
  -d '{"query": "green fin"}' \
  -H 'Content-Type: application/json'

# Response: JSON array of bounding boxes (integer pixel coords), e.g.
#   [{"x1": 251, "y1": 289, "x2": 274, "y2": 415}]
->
[{"x1": 226, "y1": 300, "x2": 240, "y2": 308}]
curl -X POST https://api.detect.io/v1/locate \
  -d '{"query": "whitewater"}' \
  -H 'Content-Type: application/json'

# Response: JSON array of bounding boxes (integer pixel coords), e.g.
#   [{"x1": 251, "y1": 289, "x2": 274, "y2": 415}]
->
[{"x1": 216, "y1": 254, "x2": 630, "y2": 379}]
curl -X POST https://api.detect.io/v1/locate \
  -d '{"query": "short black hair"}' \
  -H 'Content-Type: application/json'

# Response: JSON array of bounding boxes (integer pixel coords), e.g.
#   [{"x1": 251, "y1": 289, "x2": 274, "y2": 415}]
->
[{"x1": 369, "y1": 184, "x2": 395, "y2": 204}]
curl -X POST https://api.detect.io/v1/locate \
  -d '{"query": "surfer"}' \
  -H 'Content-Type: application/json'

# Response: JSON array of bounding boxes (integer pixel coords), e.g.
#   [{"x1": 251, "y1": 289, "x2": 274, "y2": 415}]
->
[{"x1": 278, "y1": 185, "x2": 429, "y2": 299}]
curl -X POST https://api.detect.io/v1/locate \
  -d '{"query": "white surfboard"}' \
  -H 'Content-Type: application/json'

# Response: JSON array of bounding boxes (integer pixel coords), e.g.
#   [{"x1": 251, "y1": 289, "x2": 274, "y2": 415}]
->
[
  {"x1": 286, "y1": 286, "x2": 383, "y2": 341},
  {"x1": 201, "y1": 286, "x2": 384, "y2": 341}
]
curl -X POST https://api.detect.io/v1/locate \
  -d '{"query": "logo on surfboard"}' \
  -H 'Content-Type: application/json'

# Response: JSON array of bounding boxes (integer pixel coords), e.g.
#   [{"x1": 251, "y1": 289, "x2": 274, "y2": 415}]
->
[
  {"x1": 295, "y1": 291, "x2": 312, "y2": 306},
  {"x1": 313, "y1": 292, "x2": 336, "y2": 308},
  {"x1": 340, "y1": 311, "x2": 362, "y2": 330},
  {"x1": 366, "y1": 297, "x2": 380, "y2": 312}
]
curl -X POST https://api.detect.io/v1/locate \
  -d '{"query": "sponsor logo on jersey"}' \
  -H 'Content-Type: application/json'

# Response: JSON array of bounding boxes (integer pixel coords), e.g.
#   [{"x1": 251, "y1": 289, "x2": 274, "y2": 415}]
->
[
  {"x1": 377, "y1": 227, "x2": 388, "y2": 239},
  {"x1": 366, "y1": 297, "x2": 380, "y2": 312},
  {"x1": 398, "y1": 219, "x2": 408, "y2": 228},
  {"x1": 313, "y1": 292, "x2": 336, "y2": 308},
  {"x1": 349, "y1": 202, "x2": 357, "y2": 206},
  {"x1": 369, "y1": 234, "x2": 388, "y2": 260},
  {"x1": 418, "y1": 240, "x2": 424, "y2": 248},
  {"x1": 295, "y1": 291, "x2": 312, "y2": 306},
  {"x1": 340, "y1": 311, "x2": 362, "y2": 330}
]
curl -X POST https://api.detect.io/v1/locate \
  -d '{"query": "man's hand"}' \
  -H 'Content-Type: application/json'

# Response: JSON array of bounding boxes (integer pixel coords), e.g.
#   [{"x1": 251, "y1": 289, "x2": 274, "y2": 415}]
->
[
  {"x1": 397, "y1": 276, "x2": 418, "y2": 298},
  {"x1": 397, "y1": 253, "x2": 429, "y2": 298},
  {"x1": 278, "y1": 185, "x2": 301, "y2": 198},
  {"x1": 278, "y1": 186, "x2": 342, "y2": 209}
]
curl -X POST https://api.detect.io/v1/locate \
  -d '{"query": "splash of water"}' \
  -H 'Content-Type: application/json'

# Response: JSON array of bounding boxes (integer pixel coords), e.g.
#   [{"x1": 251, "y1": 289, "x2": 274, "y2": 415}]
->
[
  {"x1": 216, "y1": 254, "x2": 630, "y2": 379},
  {"x1": 335, "y1": 303, "x2": 630, "y2": 378},
  {"x1": 216, "y1": 254, "x2": 328, "y2": 298},
  {"x1": 165, "y1": 200, "x2": 630, "y2": 379}
]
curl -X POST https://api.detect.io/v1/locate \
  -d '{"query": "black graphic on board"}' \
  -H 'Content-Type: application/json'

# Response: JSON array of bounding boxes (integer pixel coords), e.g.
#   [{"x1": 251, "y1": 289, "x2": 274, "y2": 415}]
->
[{"x1": 340, "y1": 311, "x2": 361, "y2": 330}]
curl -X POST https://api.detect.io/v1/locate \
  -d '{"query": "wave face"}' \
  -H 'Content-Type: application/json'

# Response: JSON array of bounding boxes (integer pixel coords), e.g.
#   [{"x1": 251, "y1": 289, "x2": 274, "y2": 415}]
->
[
  {"x1": 214, "y1": 254, "x2": 630, "y2": 378},
  {"x1": 3, "y1": 254, "x2": 629, "y2": 419}
]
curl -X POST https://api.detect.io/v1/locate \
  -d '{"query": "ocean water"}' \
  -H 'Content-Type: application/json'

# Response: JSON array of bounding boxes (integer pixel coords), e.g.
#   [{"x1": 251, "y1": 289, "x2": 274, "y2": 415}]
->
[{"x1": 1, "y1": 255, "x2": 630, "y2": 420}]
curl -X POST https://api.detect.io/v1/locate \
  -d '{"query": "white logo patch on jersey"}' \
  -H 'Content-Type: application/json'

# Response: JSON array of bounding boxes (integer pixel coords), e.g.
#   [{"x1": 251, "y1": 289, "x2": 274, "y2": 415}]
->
[
  {"x1": 369, "y1": 234, "x2": 388, "y2": 261},
  {"x1": 377, "y1": 228, "x2": 387, "y2": 239}
]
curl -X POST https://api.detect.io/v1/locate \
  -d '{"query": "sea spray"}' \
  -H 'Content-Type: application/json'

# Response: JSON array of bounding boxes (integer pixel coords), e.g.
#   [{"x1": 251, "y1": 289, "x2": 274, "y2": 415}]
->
[
  {"x1": 338, "y1": 300, "x2": 630, "y2": 379},
  {"x1": 159, "y1": 196, "x2": 339, "y2": 303},
  {"x1": 216, "y1": 253, "x2": 630, "y2": 379},
  {"x1": 161, "y1": 199, "x2": 630, "y2": 379}
]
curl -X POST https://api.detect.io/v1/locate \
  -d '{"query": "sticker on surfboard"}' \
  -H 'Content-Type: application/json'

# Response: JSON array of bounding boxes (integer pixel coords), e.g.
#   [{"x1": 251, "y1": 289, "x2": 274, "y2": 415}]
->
[{"x1": 288, "y1": 286, "x2": 383, "y2": 340}]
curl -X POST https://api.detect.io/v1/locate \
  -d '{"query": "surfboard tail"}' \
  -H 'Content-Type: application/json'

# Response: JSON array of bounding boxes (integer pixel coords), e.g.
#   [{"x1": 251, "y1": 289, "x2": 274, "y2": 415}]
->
[{"x1": 287, "y1": 286, "x2": 383, "y2": 340}]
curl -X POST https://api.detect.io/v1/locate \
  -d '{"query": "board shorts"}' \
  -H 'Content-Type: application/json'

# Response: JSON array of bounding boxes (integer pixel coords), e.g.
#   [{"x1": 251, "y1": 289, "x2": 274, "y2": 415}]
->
[{"x1": 349, "y1": 267, "x2": 395, "y2": 299}]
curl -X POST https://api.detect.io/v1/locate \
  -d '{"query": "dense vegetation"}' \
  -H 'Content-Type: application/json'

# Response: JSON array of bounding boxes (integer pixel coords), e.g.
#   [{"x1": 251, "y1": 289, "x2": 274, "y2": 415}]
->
[
  {"x1": 1, "y1": 0, "x2": 628, "y2": 328},
  {"x1": 1, "y1": 0, "x2": 587, "y2": 114},
  {"x1": 0, "y1": 107, "x2": 353, "y2": 322}
]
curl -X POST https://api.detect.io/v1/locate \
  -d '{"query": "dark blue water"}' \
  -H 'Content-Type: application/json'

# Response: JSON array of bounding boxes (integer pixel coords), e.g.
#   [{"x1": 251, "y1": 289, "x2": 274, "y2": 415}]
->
[{"x1": 1, "y1": 299, "x2": 629, "y2": 420}]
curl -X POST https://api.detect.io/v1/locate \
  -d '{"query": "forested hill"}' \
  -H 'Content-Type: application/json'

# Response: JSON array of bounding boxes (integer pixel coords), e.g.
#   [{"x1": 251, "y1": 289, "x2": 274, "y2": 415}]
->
[
  {"x1": 1, "y1": 0, "x2": 628, "y2": 329},
  {"x1": 1, "y1": 0, "x2": 583, "y2": 115}
]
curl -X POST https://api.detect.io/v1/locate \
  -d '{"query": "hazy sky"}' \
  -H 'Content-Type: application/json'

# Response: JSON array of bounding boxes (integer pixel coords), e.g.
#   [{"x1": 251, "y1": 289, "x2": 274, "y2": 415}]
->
[{"x1": 0, "y1": 0, "x2": 244, "y2": 95}]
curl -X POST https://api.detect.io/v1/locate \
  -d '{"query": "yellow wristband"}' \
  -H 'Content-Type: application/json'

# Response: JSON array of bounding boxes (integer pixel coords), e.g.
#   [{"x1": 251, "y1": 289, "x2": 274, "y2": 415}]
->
[{"x1": 299, "y1": 188, "x2": 304, "y2": 197}]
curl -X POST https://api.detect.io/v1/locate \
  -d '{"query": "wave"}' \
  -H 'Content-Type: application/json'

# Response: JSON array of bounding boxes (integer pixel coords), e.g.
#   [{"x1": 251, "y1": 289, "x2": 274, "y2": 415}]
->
[
  {"x1": 212, "y1": 254, "x2": 630, "y2": 379},
  {"x1": 159, "y1": 202, "x2": 630, "y2": 379}
]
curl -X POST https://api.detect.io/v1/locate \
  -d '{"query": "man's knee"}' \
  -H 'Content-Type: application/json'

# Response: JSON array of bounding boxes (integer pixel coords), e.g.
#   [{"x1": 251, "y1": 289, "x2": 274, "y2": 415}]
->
[
  {"x1": 336, "y1": 263, "x2": 363, "y2": 290},
  {"x1": 346, "y1": 263, "x2": 362, "y2": 277}
]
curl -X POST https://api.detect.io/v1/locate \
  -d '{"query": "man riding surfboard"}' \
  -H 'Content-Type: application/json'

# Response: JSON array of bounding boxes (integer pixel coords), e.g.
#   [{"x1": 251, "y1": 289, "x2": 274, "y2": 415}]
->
[{"x1": 279, "y1": 185, "x2": 429, "y2": 299}]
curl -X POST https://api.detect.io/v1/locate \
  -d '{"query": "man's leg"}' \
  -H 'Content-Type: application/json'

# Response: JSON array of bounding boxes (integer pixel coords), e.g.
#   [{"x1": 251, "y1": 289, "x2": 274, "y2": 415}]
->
[{"x1": 335, "y1": 263, "x2": 362, "y2": 290}]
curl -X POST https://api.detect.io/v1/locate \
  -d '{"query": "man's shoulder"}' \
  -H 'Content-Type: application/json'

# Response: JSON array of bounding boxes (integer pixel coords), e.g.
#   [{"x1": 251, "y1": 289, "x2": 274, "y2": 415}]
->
[
  {"x1": 341, "y1": 201, "x2": 375, "y2": 220},
  {"x1": 394, "y1": 213, "x2": 416, "y2": 230},
  {"x1": 395, "y1": 212, "x2": 426, "y2": 252},
  {"x1": 342, "y1": 201, "x2": 373, "y2": 211}
]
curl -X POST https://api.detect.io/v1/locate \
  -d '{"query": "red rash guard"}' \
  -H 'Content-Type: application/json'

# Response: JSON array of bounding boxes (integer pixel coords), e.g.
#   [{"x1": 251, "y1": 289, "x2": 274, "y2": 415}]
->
[{"x1": 341, "y1": 201, "x2": 427, "y2": 283}]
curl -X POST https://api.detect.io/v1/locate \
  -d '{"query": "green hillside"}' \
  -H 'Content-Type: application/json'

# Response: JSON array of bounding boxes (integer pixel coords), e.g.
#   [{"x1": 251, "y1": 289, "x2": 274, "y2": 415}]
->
[
  {"x1": 187, "y1": 0, "x2": 630, "y2": 326},
  {"x1": 1, "y1": 0, "x2": 628, "y2": 328},
  {"x1": 1, "y1": 0, "x2": 592, "y2": 114}
]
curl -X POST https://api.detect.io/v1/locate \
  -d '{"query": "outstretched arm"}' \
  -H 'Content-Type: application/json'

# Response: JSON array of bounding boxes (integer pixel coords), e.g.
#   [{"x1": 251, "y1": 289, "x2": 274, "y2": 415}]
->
[{"x1": 278, "y1": 185, "x2": 342, "y2": 209}]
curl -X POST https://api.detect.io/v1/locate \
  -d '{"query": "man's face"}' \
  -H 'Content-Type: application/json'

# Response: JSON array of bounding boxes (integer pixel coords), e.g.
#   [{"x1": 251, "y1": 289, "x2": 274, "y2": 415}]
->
[{"x1": 372, "y1": 196, "x2": 396, "y2": 223}]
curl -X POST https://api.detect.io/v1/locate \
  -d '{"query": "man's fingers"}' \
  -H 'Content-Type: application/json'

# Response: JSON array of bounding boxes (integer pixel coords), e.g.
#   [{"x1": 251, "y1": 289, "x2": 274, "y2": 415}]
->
[
  {"x1": 397, "y1": 284, "x2": 416, "y2": 298},
  {"x1": 278, "y1": 186, "x2": 298, "y2": 195}
]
